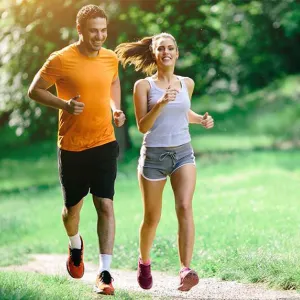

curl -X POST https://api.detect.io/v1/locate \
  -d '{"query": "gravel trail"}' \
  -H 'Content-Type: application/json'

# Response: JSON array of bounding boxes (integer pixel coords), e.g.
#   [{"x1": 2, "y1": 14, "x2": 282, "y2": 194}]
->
[{"x1": 1, "y1": 254, "x2": 300, "y2": 300}]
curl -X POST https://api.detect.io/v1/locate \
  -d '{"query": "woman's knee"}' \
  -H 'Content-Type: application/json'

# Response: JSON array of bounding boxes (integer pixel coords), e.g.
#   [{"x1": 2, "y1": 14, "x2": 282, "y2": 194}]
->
[
  {"x1": 176, "y1": 202, "x2": 193, "y2": 218},
  {"x1": 143, "y1": 213, "x2": 161, "y2": 228}
]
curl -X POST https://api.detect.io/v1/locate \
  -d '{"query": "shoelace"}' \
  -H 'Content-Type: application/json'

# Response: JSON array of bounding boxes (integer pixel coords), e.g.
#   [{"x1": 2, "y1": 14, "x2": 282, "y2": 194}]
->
[
  {"x1": 70, "y1": 248, "x2": 82, "y2": 267},
  {"x1": 159, "y1": 151, "x2": 177, "y2": 167},
  {"x1": 99, "y1": 270, "x2": 114, "y2": 284}
]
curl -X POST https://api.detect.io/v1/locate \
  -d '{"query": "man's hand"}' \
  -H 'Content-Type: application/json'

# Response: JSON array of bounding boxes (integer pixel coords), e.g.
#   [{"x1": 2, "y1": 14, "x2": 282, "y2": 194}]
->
[
  {"x1": 201, "y1": 112, "x2": 214, "y2": 129},
  {"x1": 113, "y1": 109, "x2": 126, "y2": 127},
  {"x1": 65, "y1": 95, "x2": 85, "y2": 115}
]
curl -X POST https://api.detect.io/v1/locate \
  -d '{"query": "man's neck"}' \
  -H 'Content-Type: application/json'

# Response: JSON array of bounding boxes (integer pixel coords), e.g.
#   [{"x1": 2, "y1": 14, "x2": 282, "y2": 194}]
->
[{"x1": 76, "y1": 41, "x2": 99, "y2": 58}]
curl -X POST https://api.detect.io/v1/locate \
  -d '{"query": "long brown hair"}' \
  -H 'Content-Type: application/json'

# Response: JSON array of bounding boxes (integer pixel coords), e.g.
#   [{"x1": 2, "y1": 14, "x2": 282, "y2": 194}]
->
[{"x1": 115, "y1": 33, "x2": 177, "y2": 76}]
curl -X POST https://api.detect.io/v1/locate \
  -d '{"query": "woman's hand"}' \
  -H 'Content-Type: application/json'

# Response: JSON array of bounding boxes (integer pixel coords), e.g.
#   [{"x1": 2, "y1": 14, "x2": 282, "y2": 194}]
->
[
  {"x1": 200, "y1": 112, "x2": 214, "y2": 129},
  {"x1": 157, "y1": 86, "x2": 179, "y2": 106}
]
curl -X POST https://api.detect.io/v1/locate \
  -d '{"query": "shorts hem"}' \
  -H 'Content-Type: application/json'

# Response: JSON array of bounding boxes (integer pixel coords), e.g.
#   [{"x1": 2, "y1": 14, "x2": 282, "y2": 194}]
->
[
  {"x1": 138, "y1": 168, "x2": 167, "y2": 182},
  {"x1": 91, "y1": 191, "x2": 114, "y2": 201},
  {"x1": 64, "y1": 194, "x2": 87, "y2": 208},
  {"x1": 170, "y1": 162, "x2": 196, "y2": 175}
]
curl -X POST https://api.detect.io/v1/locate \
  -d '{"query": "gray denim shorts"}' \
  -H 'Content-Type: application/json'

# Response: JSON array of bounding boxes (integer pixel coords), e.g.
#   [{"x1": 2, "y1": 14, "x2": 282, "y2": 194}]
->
[{"x1": 138, "y1": 142, "x2": 196, "y2": 181}]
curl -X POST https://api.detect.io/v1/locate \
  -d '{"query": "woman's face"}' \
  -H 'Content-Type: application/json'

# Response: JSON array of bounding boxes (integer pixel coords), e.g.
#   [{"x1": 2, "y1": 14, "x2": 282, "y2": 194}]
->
[{"x1": 153, "y1": 37, "x2": 178, "y2": 68}]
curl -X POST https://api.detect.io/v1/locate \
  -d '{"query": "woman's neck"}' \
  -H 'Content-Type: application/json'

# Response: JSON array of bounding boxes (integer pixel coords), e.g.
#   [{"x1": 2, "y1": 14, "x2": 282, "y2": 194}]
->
[{"x1": 154, "y1": 70, "x2": 175, "y2": 84}]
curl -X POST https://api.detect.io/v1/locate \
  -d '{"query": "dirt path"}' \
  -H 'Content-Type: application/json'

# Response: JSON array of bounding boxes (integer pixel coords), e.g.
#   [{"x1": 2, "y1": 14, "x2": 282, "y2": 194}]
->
[{"x1": 1, "y1": 254, "x2": 300, "y2": 299}]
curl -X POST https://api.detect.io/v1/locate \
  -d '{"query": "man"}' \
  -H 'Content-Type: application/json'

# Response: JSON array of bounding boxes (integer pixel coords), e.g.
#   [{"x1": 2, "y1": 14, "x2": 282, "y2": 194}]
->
[{"x1": 28, "y1": 5, "x2": 125, "y2": 296}]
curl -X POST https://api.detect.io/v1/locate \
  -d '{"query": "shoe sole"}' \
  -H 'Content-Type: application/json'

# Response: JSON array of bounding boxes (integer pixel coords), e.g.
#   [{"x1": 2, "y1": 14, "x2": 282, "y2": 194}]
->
[
  {"x1": 66, "y1": 261, "x2": 85, "y2": 279},
  {"x1": 137, "y1": 278, "x2": 153, "y2": 290},
  {"x1": 93, "y1": 285, "x2": 115, "y2": 295},
  {"x1": 178, "y1": 270, "x2": 199, "y2": 291}
]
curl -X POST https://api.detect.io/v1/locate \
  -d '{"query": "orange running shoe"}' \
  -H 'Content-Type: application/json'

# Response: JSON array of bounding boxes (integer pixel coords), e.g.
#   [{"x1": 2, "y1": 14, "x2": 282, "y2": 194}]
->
[
  {"x1": 66, "y1": 236, "x2": 84, "y2": 279},
  {"x1": 94, "y1": 271, "x2": 115, "y2": 295},
  {"x1": 177, "y1": 268, "x2": 199, "y2": 291}
]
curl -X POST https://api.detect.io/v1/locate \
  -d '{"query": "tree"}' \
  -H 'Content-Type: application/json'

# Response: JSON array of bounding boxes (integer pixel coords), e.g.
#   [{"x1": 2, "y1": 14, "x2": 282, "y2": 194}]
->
[
  {"x1": 0, "y1": 0, "x2": 299, "y2": 148},
  {"x1": 0, "y1": 0, "x2": 134, "y2": 154}
]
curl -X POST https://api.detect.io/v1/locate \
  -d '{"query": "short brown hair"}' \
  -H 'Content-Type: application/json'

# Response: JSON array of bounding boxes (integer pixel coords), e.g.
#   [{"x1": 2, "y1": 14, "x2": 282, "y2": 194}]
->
[{"x1": 76, "y1": 5, "x2": 107, "y2": 29}]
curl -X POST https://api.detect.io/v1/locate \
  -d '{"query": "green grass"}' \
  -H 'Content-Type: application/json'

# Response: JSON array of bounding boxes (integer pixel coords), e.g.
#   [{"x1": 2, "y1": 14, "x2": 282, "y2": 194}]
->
[
  {"x1": 1, "y1": 139, "x2": 300, "y2": 290},
  {"x1": 190, "y1": 75, "x2": 300, "y2": 140},
  {"x1": 0, "y1": 271, "x2": 148, "y2": 300},
  {"x1": 130, "y1": 129, "x2": 276, "y2": 152},
  {"x1": 0, "y1": 140, "x2": 57, "y2": 193}
]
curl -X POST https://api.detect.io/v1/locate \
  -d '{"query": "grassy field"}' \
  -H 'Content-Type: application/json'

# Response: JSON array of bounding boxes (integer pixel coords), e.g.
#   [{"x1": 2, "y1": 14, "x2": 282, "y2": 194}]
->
[
  {"x1": 1, "y1": 135, "x2": 300, "y2": 292},
  {"x1": 0, "y1": 271, "x2": 149, "y2": 300}
]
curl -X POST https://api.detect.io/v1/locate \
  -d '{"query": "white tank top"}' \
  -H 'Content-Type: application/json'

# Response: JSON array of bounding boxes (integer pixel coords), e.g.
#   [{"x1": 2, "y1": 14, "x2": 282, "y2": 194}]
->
[{"x1": 143, "y1": 76, "x2": 191, "y2": 147}]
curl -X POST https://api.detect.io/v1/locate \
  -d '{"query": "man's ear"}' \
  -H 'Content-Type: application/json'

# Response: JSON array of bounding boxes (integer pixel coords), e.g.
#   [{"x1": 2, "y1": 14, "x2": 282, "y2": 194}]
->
[{"x1": 77, "y1": 24, "x2": 82, "y2": 35}]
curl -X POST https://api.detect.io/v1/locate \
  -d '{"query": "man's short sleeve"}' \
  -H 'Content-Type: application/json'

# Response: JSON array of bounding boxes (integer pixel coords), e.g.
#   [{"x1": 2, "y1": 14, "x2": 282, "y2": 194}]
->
[{"x1": 39, "y1": 52, "x2": 63, "y2": 85}]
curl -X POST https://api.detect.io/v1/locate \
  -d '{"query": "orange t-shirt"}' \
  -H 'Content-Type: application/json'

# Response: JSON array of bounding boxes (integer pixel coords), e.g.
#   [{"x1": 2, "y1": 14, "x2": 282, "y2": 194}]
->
[{"x1": 40, "y1": 43, "x2": 118, "y2": 151}]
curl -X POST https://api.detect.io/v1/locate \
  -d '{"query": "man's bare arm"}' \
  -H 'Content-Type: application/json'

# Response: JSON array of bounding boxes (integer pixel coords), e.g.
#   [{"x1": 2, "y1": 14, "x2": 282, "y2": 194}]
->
[
  {"x1": 110, "y1": 76, "x2": 121, "y2": 112},
  {"x1": 110, "y1": 76, "x2": 125, "y2": 127},
  {"x1": 28, "y1": 74, "x2": 84, "y2": 115}
]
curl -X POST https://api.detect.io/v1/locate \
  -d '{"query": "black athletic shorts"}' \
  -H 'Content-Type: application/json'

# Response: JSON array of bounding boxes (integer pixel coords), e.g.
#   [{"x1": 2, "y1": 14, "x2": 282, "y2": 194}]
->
[{"x1": 58, "y1": 141, "x2": 119, "y2": 207}]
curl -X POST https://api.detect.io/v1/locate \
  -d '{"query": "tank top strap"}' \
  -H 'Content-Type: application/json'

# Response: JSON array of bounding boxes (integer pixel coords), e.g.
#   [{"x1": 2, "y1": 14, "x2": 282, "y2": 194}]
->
[
  {"x1": 145, "y1": 77, "x2": 155, "y2": 89},
  {"x1": 176, "y1": 75, "x2": 187, "y2": 91}
]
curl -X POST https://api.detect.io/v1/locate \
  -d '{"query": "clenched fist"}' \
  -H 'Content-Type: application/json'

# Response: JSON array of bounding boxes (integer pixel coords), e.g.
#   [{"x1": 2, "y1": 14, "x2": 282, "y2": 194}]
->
[
  {"x1": 113, "y1": 109, "x2": 126, "y2": 127},
  {"x1": 157, "y1": 85, "x2": 179, "y2": 106},
  {"x1": 201, "y1": 112, "x2": 214, "y2": 129},
  {"x1": 65, "y1": 95, "x2": 85, "y2": 115}
]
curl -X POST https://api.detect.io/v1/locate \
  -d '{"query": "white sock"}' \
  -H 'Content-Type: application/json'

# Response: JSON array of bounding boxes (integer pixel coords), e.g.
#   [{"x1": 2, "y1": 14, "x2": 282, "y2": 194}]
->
[
  {"x1": 99, "y1": 254, "x2": 112, "y2": 273},
  {"x1": 69, "y1": 233, "x2": 81, "y2": 249}
]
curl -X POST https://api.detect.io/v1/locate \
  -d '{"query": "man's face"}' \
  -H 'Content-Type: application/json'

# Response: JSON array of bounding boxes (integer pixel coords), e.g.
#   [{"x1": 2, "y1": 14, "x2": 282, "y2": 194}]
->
[{"x1": 78, "y1": 17, "x2": 107, "y2": 52}]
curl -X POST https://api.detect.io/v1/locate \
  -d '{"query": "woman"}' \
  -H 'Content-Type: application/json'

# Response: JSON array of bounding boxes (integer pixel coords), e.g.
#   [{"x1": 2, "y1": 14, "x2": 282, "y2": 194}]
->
[{"x1": 115, "y1": 33, "x2": 214, "y2": 292}]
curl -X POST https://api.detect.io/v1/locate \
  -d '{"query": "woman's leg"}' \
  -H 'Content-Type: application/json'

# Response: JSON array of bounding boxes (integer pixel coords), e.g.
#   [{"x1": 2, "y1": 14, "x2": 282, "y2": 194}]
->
[
  {"x1": 171, "y1": 164, "x2": 199, "y2": 291},
  {"x1": 170, "y1": 164, "x2": 199, "y2": 291},
  {"x1": 171, "y1": 164, "x2": 196, "y2": 268},
  {"x1": 138, "y1": 172, "x2": 167, "y2": 262}
]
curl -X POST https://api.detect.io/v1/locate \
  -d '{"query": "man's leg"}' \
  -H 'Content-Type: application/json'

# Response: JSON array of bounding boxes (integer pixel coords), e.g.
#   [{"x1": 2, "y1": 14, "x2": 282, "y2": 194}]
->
[
  {"x1": 93, "y1": 196, "x2": 115, "y2": 259},
  {"x1": 93, "y1": 196, "x2": 115, "y2": 295},
  {"x1": 62, "y1": 199, "x2": 84, "y2": 247},
  {"x1": 58, "y1": 147, "x2": 88, "y2": 279},
  {"x1": 62, "y1": 200, "x2": 84, "y2": 235},
  {"x1": 62, "y1": 199, "x2": 86, "y2": 279},
  {"x1": 89, "y1": 141, "x2": 118, "y2": 295}
]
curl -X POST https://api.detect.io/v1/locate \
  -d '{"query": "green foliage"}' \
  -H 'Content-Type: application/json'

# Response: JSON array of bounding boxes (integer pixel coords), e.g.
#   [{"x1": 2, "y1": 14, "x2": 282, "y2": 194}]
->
[
  {"x1": 0, "y1": 0, "x2": 122, "y2": 140},
  {"x1": 0, "y1": 0, "x2": 299, "y2": 143},
  {"x1": 120, "y1": 0, "x2": 300, "y2": 94},
  {"x1": 190, "y1": 75, "x2": 300, "y2": 143}
]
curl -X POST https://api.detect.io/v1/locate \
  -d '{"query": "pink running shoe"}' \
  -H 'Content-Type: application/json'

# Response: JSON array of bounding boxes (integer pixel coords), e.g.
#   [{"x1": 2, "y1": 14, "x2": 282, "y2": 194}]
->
[
  {"x1": 137, "y1": 258, "x2": 153, "y2": 289},
  {"x1": 178, "y1": 268, "x2": 199, "y2": 291}
]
